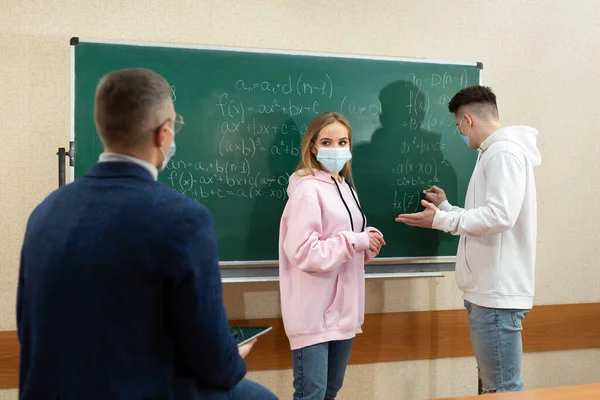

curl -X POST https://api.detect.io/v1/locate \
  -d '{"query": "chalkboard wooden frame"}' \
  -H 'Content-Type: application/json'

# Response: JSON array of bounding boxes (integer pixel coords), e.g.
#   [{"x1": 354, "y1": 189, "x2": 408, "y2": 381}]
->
[{"x1": 70, "y1": 37, "x2": 482, "y2": 269}]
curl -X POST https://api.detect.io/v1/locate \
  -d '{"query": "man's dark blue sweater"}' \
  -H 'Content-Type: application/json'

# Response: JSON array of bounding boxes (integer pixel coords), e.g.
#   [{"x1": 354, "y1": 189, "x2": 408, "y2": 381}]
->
[{"x1": 17, "y1": 162, "x2": 246, "y2": 399}]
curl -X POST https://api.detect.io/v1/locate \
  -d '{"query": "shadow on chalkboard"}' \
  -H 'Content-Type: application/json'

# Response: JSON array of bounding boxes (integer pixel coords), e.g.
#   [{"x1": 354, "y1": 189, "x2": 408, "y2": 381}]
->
[
  {"x1": 352, "y1": 80, "x2": 458, "y2": 260},
  {"x1": 243, "y1": 111, "x2": 302, "y2": 261}
]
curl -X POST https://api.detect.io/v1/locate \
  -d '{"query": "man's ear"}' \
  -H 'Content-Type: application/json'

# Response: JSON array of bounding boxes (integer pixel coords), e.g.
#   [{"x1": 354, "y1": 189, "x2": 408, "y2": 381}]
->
[
  {"x1": 464, "y1": 113, "x2": 474, "y2": 127},
  {"x1": 154, "y1": 125, "x2": 168, "y2": 148}
]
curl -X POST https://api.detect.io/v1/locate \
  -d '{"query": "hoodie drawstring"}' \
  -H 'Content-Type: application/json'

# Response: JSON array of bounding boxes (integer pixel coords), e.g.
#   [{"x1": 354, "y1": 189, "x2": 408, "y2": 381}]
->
[
  {"x1": 331, "y1": 177, "x2": 366, "y2": 233},
  {"x1": 346, "y1": 180, "x2": 367, "y2": 233}
]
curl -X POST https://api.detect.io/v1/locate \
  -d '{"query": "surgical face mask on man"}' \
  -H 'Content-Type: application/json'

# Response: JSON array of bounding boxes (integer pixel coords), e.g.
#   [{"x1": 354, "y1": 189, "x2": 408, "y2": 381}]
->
[
  {"x1": 315, "y1": 147, "x2": 352, "y2": 173},
  {"x1": 158, "y1": 128, "x2": 176, "y2": 171},
  {"x1": 458, "y1": 116, "x2": 473, "y2": 148}
]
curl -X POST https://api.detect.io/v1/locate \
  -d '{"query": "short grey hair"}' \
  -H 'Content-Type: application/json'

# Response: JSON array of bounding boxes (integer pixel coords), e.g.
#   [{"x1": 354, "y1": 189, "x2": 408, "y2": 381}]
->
[{"x1": 94, "y1": 68, "x2": 172, "y2": 148}]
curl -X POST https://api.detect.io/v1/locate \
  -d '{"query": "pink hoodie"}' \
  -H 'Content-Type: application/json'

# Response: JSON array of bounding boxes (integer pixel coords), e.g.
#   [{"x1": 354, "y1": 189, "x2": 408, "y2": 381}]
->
[{"x1": 278, "y1": 169, "x2": 379, "y2": 350}]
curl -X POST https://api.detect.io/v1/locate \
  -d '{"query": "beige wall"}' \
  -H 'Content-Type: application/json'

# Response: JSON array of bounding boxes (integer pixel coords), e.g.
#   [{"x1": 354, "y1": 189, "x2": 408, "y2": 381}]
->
[{"x1": 2, "y1": 0, "x2": 600, "y2": 398}]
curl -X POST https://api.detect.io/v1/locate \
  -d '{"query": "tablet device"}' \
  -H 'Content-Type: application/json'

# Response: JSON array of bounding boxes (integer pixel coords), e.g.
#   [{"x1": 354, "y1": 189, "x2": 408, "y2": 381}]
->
[{"x1": 230, "y1": 326, "x2": 272, "y2": 346}]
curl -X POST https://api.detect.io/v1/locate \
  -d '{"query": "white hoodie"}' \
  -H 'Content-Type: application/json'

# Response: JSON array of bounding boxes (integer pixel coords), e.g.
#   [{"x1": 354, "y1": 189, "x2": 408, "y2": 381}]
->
[{"x1": 432, "y1": 126, "x2": 542, "y2": 310}]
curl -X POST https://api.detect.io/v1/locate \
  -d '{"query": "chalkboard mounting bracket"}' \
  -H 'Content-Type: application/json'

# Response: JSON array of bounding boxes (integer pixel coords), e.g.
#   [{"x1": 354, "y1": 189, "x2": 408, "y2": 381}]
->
[
  {"x1": 57, "y1": 141, "x2": 75, "y2": 188},
  {"x1": 476, "y1": 62, "x2": 484, "y2": 70},
  {"x1": 70, "y1": 37, "x2": 79, "y2": 46}
]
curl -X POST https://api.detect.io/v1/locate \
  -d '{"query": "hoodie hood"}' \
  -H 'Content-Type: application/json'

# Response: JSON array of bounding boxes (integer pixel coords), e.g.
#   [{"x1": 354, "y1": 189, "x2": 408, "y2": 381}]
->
[
  {"x1": 287, "y1": 168, "x2": 341, "y2": 197},
  {"x1": 480, "y1": 125, "x2": 542, "y2": 167}
]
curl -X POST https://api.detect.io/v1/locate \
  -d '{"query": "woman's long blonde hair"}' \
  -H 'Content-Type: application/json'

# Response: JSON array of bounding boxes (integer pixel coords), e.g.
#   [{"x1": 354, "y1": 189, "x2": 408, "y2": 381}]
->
[{"x1": 296, "y1": 111, "x2": 355, "y2": 188}]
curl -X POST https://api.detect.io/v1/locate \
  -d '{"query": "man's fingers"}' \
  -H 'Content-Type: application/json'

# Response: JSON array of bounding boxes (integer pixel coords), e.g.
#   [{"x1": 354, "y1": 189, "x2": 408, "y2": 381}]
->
[
  {"x1": 396, "y1": 212, "x2": 428, "y2": 226},
  {"x1": 426, "y1": 186, "x2": 442, "y2": 193},
  {"x1": 425, "y1": 193, "x2": 436, "y2": 201},
  {"x1": 396, "y1": 213, "x2": 424, "y2": 221},
  {"x1": 396, "y1": 218, "x2": 418, "y2": 227},
  {"x1": 396, "y1": 216, "x2": 416, "y2": 224},
  {"x1": 421, "y1": 199, "x2": 437, "y2": 210},
  {"x1": 238, "y1": 338, "x2": 258, "y2": 358}
]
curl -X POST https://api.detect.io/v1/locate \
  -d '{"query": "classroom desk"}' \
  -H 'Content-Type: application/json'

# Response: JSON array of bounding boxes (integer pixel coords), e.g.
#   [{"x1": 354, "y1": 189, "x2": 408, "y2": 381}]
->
[{"x1": 434, "y1": 383, "x2": 600, "y2": 399}]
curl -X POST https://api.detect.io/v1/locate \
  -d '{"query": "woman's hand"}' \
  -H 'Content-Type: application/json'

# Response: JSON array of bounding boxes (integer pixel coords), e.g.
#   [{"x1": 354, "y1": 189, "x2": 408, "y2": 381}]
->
[{"x1": 367, "y1": 231, "x2": 386, "y2": 254}]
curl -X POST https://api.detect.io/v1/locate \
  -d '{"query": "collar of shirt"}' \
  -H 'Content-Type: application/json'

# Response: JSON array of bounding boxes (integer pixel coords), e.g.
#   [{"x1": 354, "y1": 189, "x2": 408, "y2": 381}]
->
[{"x1": 98, "y1": 152, "x2": 158, "y2": 181}]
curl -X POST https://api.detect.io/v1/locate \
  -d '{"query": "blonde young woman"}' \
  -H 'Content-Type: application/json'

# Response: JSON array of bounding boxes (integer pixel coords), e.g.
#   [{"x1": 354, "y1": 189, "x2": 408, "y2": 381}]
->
[{"x1": 278, "y1": 112, "x2": 385, "y2": 400}]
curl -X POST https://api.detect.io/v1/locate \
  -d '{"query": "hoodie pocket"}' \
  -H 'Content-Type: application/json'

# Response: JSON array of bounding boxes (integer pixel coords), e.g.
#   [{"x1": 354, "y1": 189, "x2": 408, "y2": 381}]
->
[
  {"x1": 322, "y1": 271, "x2": 356, "y2": 329},
  {"x1": 323, "y1": 275, "x2": 341, "y2": 327},
  {"x1": 456, "y1": 237, "x2": 474, "y2": 290},
  {"x1": 463, "y1": 237, "x2": 473, "y2": 275},
  {"x1": 460, "y1": 234, "x2": 502, "y2": 292}
]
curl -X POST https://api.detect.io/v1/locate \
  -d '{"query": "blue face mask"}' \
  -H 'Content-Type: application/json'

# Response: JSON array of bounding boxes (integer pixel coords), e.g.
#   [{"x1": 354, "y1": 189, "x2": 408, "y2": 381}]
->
[
  {"x1": 458, "y1": 116, "x2": 472, "y2": 149},
  {"x1": 316, "y1": 147, "x2": 352, "y2": 173},
  {"x1": 159, "y1": 129, "x2": 176, "y2": 171},
  {"x1": 461, "y1": 134, "x2": 470, "y2": 147}
]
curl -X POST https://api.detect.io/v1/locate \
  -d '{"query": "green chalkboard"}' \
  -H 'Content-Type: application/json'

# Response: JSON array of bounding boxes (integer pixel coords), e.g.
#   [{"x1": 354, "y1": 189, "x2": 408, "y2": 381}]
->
[{"x1": 72, "y1": 39, "x2": 480, "y2": 263}]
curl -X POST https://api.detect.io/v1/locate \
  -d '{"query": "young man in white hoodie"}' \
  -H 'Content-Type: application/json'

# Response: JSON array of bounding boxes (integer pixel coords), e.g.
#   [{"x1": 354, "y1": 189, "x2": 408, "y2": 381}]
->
[{"x1": 396, "y1": 86, "x2": 542, "y2": 394}]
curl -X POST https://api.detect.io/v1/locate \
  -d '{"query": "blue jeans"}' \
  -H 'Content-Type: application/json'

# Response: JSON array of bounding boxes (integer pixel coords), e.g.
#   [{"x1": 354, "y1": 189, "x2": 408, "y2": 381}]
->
[
  {"x1": 173, "y1": 377, "x2": 278, "y2": 399},
  {"x1": 292, "y1": 339, "x2": 353, "y2": 400},
  {"x1": 465, "y1": 300, "x2": 529, "y2": 394}
]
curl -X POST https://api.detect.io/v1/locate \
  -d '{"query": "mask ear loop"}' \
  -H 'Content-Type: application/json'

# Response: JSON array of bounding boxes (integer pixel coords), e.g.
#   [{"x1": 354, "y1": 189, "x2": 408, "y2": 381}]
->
[
  {"x1": 460, "y1": 115, "x2": 473, "y2": 139},
  {"x1": 311, "y1": 142, "x2": 321, "y2": 160}
]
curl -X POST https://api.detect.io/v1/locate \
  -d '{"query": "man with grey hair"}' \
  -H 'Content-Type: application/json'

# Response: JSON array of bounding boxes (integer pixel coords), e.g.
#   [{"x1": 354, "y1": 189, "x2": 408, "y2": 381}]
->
[{"x1": 17, "y1": 68, "x2": 277, "y2": 400}]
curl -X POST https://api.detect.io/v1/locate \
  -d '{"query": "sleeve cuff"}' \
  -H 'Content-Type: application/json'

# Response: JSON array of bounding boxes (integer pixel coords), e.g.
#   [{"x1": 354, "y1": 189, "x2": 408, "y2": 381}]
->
[
  {"x1": 432, "y1": 210, "x2": 448, "y2": 232},
  {"x1": 438, "y1": 200, "x2": 453, "y2": 212},
  {"x1": 355, "y1": 232, "x2": 370, "y2": 252}
]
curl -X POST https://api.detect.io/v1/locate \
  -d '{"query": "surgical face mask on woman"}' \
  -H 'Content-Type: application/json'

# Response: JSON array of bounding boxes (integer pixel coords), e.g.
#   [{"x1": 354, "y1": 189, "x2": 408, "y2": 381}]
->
[{"x1": 315, "y1": 147, "x2": 352, "y2": 173}]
